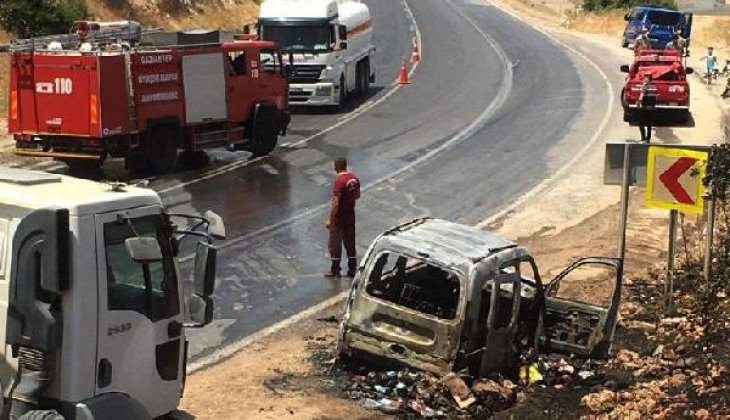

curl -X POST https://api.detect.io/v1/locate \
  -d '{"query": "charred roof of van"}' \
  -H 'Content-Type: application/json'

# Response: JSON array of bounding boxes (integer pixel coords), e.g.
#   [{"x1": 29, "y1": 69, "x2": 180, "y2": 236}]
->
[
  {"x1": 378, "y1": 218, "x2": 516, "y2": 268},
  {"x1": 0, "y1": 167, "x2": 161, "y2": 216}
]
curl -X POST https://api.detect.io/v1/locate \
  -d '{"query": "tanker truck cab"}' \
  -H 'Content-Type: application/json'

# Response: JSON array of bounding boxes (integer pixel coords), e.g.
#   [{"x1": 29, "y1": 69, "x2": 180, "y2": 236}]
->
[
  {"x1": 258, "y1": 0, "x2": 376, "y2": 108},
  {"x1": 0, "y1": 168, "x2": 224, "y2": 420}
]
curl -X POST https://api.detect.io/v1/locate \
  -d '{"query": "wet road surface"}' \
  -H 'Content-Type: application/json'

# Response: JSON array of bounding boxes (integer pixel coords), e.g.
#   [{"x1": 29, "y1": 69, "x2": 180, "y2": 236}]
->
[{"x1": 154, "y1": 0, "x2": 607, "y2": 360}]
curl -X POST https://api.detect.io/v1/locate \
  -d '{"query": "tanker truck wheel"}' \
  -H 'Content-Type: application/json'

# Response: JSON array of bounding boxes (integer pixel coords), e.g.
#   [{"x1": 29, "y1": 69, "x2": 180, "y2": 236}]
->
[
  {"x1": 250, "y1": 108, "x2": 278, "y2": 157},
  {"x1": 17, "y1": 410, "x2": 65, "y2": 420},
  {"x1": 146, "y1": 126, "x2": 178, "y2": 174}
]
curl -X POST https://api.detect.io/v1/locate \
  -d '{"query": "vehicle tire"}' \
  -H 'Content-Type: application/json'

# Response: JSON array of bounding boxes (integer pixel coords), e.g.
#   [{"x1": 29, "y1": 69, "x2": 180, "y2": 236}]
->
[
  {"x1": 337, "y1": 74, "x2": 347, "y2": 109},
  {"x1": 146, "y1": 126, "x2": 178, "y2": 174},
  {"x1": 362, "y1": 58, "x2": 371, "y2": 95},
  {"x1": 178, "y1": 150, "x2": 210, "y2": 169},
  {"x1": 65, "y1": 159, "x2": 103, "y2": 179},
  {"x1": 17, "y1": 410, "x2": 65, "y2": 420},
  {"x1": 621, "y1": 39, "x2": 628, "y2": 48},
  {"x1": 250, "y1": 107, "x2": 279, "y2": 157},
  {"x1": 354, "y1": 61, "x2": 363, "y2": 97}
]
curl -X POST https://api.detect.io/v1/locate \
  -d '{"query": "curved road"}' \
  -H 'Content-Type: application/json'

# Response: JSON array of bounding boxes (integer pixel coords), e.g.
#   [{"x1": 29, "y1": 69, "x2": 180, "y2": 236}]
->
[{"x1": 154, "y1": 0, "x2": 609, "y2": 360}]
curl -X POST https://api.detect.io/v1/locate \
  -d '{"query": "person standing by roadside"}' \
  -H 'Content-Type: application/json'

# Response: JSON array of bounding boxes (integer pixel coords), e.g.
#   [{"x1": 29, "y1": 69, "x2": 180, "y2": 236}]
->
[
  {"x1": 701, "y1": 46, "x2": 718, "y2": 82},
  {"x1": 325, "y1": 157, "x2": 361, "y2": 278},
  {"x1": 637, "y1": 72, "x2": 657, "y2": 142},
  {"x1": 634, "y1": 28, "x2": 651, "y2": 55}
]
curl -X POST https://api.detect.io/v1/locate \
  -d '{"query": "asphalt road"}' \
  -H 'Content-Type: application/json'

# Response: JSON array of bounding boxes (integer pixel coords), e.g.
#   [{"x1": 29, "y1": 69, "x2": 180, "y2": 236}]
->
[{"x1": 156, "y1": 0, "x2": 609, "y2": 360}]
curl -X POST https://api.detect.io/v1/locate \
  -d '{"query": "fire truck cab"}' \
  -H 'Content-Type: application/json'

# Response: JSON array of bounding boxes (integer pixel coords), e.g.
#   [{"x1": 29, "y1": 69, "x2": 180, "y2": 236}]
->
[{"x1": 8, "y1": 27, "x2": 290, "y2": 174}]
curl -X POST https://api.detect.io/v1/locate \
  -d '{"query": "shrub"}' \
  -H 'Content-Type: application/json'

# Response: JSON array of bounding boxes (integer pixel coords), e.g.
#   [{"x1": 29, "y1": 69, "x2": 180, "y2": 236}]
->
[
  {"x1": 0, "y1": 0, "x2": 89, "y2": 38},
  {"x1": 582, "y1": 0, "x2": 677, "y2": 12}
]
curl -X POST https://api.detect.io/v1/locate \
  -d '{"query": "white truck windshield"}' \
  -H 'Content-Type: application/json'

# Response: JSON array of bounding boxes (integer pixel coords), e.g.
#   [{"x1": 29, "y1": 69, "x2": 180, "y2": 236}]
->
[{"x1": 261, "y1": 25, "x2": 332, "y2": 52}]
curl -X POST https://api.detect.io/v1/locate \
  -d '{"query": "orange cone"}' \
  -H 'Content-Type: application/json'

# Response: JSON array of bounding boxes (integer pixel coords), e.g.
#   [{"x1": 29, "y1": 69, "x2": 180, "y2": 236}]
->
[
  {"x1": 411, "y1": 37, "x2": 421, "y2": 63},
  {"x1": 397, "y1": 58, "x2": 411, "y2": 85}
]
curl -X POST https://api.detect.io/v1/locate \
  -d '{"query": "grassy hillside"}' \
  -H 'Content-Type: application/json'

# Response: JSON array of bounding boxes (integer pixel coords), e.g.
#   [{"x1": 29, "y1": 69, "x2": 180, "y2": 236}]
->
[{"x1": 85, "y1": 0, "x2": 260, "y2": 29}]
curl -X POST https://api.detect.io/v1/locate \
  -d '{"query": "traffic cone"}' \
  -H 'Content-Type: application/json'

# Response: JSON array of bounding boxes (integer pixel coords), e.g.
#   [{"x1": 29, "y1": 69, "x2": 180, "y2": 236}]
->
[
  {"x1": 397, "y1": 58, "x2": 411, "y2": 85},
  {"x1": 411, "y1": 37, "x2": 421, "y2": 63}
]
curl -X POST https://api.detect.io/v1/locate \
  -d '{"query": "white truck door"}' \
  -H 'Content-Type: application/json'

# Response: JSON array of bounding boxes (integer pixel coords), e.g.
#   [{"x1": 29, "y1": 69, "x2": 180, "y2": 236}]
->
[{"x1": 94, "y1": 208, "x2": 183, "y2": 417}]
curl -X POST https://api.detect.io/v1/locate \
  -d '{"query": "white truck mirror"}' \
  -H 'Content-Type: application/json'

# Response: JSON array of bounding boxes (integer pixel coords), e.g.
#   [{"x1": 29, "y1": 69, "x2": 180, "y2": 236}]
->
[
  {"x1": 187, "y1": 294, "x2": 214, "y2": 326},
  {"x1": 194, "y1": 242, "x2": 217, "y2": 297},
  {"x1": 124, "y1": 237, "x2": 162, "y2": 263},
  {"x1": 204, "y1": 210, "x2": 226, "y2": 240}
]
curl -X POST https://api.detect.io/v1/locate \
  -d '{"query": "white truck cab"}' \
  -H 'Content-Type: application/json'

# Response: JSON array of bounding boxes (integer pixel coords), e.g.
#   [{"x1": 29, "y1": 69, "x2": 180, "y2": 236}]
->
[
  {"x1": 0, "y1": 168, "x2": 222, "y2": 420},
  {"x1": 258, "y1": 0, "x2": 376, "y2": 107}
]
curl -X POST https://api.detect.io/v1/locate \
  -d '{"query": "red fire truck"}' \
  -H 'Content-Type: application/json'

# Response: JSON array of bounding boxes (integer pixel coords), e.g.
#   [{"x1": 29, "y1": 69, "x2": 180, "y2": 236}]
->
[
  {"x1": 620, "y1": 49, "x2": 693, "y2": 125},
  {"x1": 8, "y1": 23, "x2": 290, "y2": 174}
]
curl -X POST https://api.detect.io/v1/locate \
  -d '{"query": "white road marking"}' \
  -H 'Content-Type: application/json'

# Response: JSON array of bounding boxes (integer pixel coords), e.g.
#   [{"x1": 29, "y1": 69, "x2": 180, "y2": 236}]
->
[{"x1": 187, "y1": 0, "x2": 515, "y2": 371}]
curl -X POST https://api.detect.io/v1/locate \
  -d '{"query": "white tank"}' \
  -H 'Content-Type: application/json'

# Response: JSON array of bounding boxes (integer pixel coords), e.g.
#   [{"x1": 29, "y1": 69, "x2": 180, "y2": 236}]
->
[{"x1": 337, "y1": 1, "x2": 370, "y2": 32}]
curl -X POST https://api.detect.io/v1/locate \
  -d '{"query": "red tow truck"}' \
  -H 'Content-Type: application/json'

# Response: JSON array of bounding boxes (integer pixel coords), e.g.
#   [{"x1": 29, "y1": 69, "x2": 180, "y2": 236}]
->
[
  {"x1": 8, "y1": 22, "x2": 290, "y2": 174},
  {"x1": 620, "y1": 49, "x2": 694, "y2": 125}
]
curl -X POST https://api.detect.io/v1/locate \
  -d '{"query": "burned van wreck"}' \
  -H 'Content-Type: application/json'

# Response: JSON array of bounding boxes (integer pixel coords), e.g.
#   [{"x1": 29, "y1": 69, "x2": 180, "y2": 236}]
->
[{"x1": 337, "y1": 218, "x2": 623, "y2": 377}]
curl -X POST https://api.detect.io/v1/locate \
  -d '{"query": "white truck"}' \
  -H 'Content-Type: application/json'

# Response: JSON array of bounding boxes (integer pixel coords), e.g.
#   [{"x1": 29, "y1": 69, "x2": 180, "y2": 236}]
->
[
  {"x1": 258, "y1": 0, "x2": 376, "y2": 108},
  {"x1": 0, "y1": 168, "x2": 223, "y2": 420}
]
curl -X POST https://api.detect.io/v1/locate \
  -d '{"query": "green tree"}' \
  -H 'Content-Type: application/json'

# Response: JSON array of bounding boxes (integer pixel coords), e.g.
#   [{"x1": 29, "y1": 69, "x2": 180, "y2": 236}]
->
[{"x1": 0, "y1": 0, "x2": 89, "y2": 38}]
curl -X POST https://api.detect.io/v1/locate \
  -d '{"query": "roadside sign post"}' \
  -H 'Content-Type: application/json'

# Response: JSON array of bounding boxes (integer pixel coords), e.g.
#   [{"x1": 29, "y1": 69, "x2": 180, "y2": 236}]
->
[
  {"x1": 617, "y1": 143, "x2": 632, "y2": 263},
  {"x1": 704, "y1": 191, "x2": 716, "y2": 282},
  {"x1": 605, "y1": 142, "x2": 710, "y2": 314},
  {"x1": 645, "y1": 145, "x2": 709, "y2": 312},
  {"x1": 666, "y1": 209, "x2": 678, "y2": 313}
]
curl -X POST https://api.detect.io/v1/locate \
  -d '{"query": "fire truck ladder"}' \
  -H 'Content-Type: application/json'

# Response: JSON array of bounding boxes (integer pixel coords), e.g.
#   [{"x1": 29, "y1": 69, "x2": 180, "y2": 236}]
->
[{"x1": 10, "y1": 26, "x2": 162, "y2": 52}]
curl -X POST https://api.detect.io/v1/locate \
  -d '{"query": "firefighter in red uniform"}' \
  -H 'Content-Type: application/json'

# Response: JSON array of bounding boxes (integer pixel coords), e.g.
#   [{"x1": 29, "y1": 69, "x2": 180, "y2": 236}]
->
[{"x1": 325, "y1": 157, "x2": 361, "y2": 278}]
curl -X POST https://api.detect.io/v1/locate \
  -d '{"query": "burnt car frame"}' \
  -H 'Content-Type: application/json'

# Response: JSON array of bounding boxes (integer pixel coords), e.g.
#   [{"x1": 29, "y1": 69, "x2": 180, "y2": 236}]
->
[{"x1": 337, "y1": 218, "x2": 623, "y2": 377}]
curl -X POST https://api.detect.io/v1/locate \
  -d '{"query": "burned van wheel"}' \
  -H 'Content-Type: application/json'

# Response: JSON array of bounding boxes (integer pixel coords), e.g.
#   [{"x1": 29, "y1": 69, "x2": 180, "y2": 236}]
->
[
  {"x1": 251, "y1": 108, "x2": 278, "y2": 157},
  {"x1": 18, "y1": 410, "x2": 65, "y2": 420},
  {"x1": 147, "y1": 126, "x2": 178, "y2": 174}
]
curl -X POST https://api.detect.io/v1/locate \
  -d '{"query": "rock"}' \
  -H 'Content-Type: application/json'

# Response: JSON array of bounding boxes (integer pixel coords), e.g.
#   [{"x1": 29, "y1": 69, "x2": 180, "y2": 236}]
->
[
  {"x1": 582, "y1": 390, "x2": 616, "y2": 413},
  {"x1": 660, "y1": 317, "x2": 687, "y2": 326},
  {"x1": 652, "y1": 345, "x2": 665, "y2": 357}
]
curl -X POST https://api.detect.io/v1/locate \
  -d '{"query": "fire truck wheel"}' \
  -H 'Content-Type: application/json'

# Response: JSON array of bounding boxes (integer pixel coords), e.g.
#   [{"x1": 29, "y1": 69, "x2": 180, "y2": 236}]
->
[
  {"x1": 179, "y1": 150, "x2": 210, "y2": 169},
  {"x1": 251, "y1": 109, "x2": 278, "y2": 157},
  {"x1": 17, "y1": 410, "x2": 65, "y2": 420},
  {"x1": 65, "y1": 160, "x2": 102, "y2": 178},
  {"x1": 147, "y1": 126, "x2": 178, "y2": 173}
]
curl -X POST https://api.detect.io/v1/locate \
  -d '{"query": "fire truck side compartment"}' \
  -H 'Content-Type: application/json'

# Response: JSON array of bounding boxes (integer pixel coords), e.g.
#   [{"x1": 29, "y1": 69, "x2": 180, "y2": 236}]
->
[{"x1": 181, "y1": 53, "x2": 228, "y2": 124}]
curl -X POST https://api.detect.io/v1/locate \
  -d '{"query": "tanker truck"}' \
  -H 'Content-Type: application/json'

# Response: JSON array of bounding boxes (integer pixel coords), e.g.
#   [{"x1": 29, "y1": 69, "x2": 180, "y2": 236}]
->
[{"x1": 258, "y1": 0, "x2": 376, "y2": 108}]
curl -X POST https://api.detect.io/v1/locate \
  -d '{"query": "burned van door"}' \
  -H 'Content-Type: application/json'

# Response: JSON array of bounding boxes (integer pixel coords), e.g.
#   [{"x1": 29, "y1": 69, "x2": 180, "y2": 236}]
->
[
  {"x1": 343, "y1": 251, "x2": 464, "y2": 375},
  {"x1": 478, "y1": 272, "x2": 522, "y2": 376},
  {"x1": 541, "y1": 257, "x2": 622, "y2": 358}
]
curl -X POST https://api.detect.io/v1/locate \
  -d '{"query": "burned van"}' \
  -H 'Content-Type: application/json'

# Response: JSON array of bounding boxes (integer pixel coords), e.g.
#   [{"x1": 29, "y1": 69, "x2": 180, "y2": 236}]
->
[{"x1": 337, "y1": 218, "x2": 623, "y2": 377}]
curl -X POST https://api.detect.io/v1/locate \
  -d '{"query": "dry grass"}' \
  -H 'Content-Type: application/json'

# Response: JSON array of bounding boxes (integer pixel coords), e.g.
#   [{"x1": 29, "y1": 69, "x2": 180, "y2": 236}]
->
[
  {"x1": 564, "y1": 9, "x2": 627, "y2": 37},
  {"x1": 171, "y1": 3, "x2": 259, "y2": 30},
  {"x1": 565, "y1": 10, "x2": 730, "y2": 59},
  {"x1": 84, "y1": 0, "x2": 259, "y2": 30}
]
